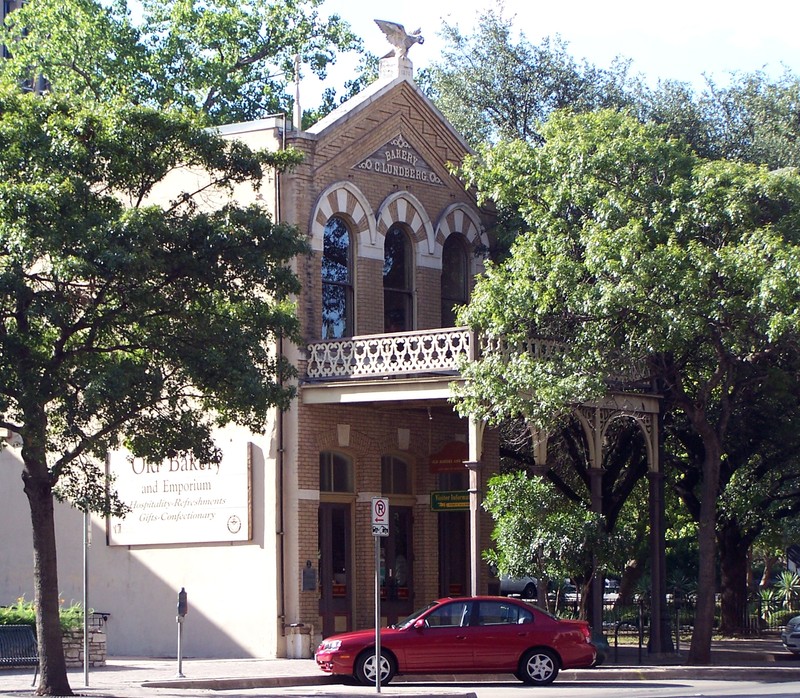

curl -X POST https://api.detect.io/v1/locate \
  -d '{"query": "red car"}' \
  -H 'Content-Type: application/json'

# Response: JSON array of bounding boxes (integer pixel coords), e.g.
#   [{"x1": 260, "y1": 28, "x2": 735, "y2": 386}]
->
[{"x1": 315, "y1": 595, "x2": 596, "y2": 686}]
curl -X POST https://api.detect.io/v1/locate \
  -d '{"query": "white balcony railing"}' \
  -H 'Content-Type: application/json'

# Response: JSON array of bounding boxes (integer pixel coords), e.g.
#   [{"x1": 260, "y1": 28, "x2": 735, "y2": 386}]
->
[
  {"x1": 306, "y1": 327, "x2": 471, "y2": 380},
  {"x1": 305, "y1": 329, "x2": 651, "y2": 388}
]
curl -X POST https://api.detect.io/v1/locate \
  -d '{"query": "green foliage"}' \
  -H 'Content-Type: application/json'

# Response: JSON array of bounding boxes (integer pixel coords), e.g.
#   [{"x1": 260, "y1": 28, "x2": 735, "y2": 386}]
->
[
  {"x1": 456, "y1": 109, "x2": 800, "y2": 430},
  {"x1": 0, "y1": 597, "x2": 85, "y2": 631},
  {"x1": 482, "y1": 470, "x2": 606, "y2": 584},
  {"x1": 455, "y1": 108, "x2": 800, "y2": 659},
  {"x1": 774, "y1": 570, "x2": 800, "y2": 610},
  {"x1": 423, "y1": 7, "x2": 642, "y2": 148},
  {"x1": 0, "y1": 87, "x2": 309, "y2": 511},
  {"x1": 0, "y1": 0, "x2": 362, "y2": 125}
]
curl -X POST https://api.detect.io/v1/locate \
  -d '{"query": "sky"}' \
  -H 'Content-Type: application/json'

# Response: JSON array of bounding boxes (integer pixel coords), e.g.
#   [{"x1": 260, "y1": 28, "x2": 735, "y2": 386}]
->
[{"x1": 301, "y1": 0, "x2": 800, "y2": 106}]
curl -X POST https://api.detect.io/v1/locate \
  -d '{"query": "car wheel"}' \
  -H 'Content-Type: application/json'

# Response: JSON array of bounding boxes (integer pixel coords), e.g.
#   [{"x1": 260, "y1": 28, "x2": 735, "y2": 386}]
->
[
  {"x1": 354, "y1": 649, "x2": 396, "y2": 686},
  {"x1": 522, "y1": 582, "x2": 536, "y2": 599},
  {"x1": 518, "y1": 648, "x2": 559, "y2": 685}
]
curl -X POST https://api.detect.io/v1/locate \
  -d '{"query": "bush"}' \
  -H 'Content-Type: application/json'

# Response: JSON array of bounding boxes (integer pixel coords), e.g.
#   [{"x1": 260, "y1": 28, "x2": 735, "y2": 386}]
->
[{"x1": 0, "y1": 596, "x2": 86, "y2": 631}]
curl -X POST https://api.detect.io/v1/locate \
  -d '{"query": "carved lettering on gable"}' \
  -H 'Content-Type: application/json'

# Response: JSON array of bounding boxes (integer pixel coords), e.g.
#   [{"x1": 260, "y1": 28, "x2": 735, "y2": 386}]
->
[{"x1": 354, "y1": 134, "x2": 444, "y2": 186}]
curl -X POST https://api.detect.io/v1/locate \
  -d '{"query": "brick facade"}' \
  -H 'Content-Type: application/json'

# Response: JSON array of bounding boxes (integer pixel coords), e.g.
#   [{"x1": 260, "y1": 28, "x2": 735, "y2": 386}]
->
[{"x1": 277, "y1": 65, "x2": 499, "y2": 647}]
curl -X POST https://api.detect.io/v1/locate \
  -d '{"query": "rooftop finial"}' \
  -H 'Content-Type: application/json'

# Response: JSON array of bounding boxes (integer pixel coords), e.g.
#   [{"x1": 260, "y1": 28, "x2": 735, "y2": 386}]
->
[{"x1": 374, "y1": 20, "x2": 424, "y2": 60}]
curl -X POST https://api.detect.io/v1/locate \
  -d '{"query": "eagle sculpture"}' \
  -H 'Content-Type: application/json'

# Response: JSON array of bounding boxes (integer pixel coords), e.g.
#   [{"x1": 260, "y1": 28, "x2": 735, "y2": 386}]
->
[{"x1": 375, "y1": 19, "x2": 424, "y2": 59}]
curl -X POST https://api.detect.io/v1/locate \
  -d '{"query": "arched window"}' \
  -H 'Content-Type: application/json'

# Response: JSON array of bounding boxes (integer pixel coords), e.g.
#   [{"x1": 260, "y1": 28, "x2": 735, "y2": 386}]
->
[
  {"x1": 383, "y1": 225, "x2": 413, "y2": 332},
  {"x1": 319, "y1": 451, "x2": 353, "y2": 493},
  {"x1": 441, "y1": 234, "x2": 469, "y2": 326},
  {"x1": 381, "y1": 455, "x2": 411, "y2": 494},
  {"x1": 322, "y1": 216, "x2": 353, "y2": 339}
]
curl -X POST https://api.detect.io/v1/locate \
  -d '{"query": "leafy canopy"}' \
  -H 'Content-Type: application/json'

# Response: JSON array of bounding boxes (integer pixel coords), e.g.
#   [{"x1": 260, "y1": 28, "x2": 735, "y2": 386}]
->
[
  {"x1": 421, "y1": 7, "x2": 641, "y2": 148},
  {"x1": 455, "y1": 109, "x2": 800, "y2": 431},
  {"x1": 0, "y1": 87, "x2": 308, "y2": 510},
  {"x1": 0, "y1": 0, "x2": 361, "y2": 125},
  {"x1": 483, "y1": 470, "x2": 604, "y2": 585}
]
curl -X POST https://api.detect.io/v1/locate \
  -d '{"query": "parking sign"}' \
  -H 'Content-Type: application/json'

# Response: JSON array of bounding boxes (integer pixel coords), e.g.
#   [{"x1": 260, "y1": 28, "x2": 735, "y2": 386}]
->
[{"x1": 371, "y1": 497, "x2": 389, "y2": 537}]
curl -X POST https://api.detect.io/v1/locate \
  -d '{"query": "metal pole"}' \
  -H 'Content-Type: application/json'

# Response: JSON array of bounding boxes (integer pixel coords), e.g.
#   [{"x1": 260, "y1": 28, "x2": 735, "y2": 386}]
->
[
  {"x1": 176, "y1": 587, "x2": 187, "y2": 677},
  {"x1": 374, "y1": 535, "x2": 381, "y2": 693},
  {"x1": 176, "y1": 617, "x2": 184, "y2": 678},
  {"x1": 83, "y1": 509, "x2": 89, "y2": 687}
]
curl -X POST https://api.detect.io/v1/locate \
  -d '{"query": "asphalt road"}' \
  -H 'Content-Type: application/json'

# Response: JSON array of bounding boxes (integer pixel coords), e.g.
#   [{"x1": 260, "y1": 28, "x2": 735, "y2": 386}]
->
[{"x1": 211, "y1": 678, "x2": 800, "y2": 697}]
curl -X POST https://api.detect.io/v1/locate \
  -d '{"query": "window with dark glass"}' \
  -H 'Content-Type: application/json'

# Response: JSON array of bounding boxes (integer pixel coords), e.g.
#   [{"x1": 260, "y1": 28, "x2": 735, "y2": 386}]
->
[
  {"x1": 383, "y1": 225, "x2": 413, "y2": 331},
  {"x1": 441, "y1": 233, "x2": 469, "y2": 326},
  {"x1": 381, "y1": 455, "x2": 411, "y2": 494},
  {"x1": 322, "y1": 216, "x2": 353, "y2": 339},
  {"x1": 426, "y1": 600, "x2": 472, "y2": 627},
  {"x1": 319, "y1": 451, "x2": 353, "y2": 492},
  {"x1": 476, "y1": 600, "x2": 533, "y2": 625}
]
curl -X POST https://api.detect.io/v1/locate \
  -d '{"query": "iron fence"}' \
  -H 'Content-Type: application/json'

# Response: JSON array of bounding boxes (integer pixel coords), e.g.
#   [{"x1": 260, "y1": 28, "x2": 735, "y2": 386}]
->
[{"x1": 551, "y1": 592, "x2": 798, "y2": 637}]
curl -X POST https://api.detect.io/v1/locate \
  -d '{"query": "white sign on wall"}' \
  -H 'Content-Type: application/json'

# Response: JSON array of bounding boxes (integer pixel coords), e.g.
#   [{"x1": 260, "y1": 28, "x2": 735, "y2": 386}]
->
[{"x1": 107, "y1": 440, "x2": 252, "y2": 546}]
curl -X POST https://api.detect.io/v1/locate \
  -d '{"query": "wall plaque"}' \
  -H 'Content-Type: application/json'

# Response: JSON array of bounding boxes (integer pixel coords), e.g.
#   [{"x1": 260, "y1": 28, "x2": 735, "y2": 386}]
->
[{"x1": 354, "y1": 134, "x2": 444, "y2": 185}]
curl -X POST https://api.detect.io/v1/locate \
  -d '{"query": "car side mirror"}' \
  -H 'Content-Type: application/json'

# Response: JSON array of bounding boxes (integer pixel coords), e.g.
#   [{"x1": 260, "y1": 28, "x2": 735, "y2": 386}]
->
[{"x1": 413, "y1": 619, "x2": 426, "y2": 630}]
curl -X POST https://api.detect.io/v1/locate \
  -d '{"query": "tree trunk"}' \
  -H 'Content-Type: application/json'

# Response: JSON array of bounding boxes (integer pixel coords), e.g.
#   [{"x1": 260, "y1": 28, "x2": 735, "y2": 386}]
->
[
  {"x1": 22, "y1": 443, "x2": 72, "y2": 696},
  {"x1": 718, "y1": 523, "x2": 750, "y2": 635},
  {"x1": 688, "y1": 440, "x2": 722, "y2": 665},
  {"x1": 760, "y1": 555, "x2": 778, "y2": 588}
]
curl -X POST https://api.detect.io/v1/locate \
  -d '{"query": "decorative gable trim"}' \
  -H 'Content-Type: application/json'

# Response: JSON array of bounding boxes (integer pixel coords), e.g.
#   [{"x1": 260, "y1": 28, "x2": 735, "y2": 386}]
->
[{"x1": 353, "y1": 134, "x2": 444, "y2": 186}]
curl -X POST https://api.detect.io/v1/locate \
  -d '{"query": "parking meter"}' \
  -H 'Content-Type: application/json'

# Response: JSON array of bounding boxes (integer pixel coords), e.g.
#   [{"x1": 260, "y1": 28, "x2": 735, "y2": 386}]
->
[
  {"x1": 177, "y1": 587, "x2": 188, "y2": 618},
  {"x1": 176, "y1": 587, "x2": 187, "y2": 678}
]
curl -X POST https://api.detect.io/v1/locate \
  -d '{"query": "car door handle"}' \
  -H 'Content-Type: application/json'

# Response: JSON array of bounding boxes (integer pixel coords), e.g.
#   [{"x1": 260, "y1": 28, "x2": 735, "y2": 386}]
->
[{"x1": 455, "y1": 635, "x2": 467, "y2": 640}]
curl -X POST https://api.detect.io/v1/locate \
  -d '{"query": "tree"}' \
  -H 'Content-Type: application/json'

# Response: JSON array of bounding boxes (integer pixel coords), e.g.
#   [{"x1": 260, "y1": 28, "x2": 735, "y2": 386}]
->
[
  {"x1": 496, "y1": 416, "x2": 651, "y2": 608},
  {"x1": 455, "y1": 110, "x2": 800, "y2": 663},
  {"x1": 420, "y1": 6, "x2": 642, "y2": 148},
  {"x1": 482, "y1": 469, "x2": 604, "y2": 610},
  {"x1": 668, "y1": 359, "x2": 800, "y2": 632},
  {"x1": 0, "y1": 0, "x2": 361, "y2": 125},
  {"x1": 641, "y1": 69, "x2": 800, "y2": 169},
  {"x1": 0, "y1": 87, "x2": 308, "y2": 695}
]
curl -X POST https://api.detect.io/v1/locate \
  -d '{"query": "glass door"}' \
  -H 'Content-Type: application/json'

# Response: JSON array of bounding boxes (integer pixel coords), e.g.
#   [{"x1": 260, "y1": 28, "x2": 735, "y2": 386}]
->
[
  {"x1": 318, "y1": 502, "x2": 352, "y2": 637},
  {"x1": 380, "y1": 506, "x2": 413, "y2": 626}
]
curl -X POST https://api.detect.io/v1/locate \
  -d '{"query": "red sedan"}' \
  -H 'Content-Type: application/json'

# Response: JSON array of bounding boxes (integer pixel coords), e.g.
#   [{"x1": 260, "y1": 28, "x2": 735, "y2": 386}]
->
[{"x1": 315, "y1": 595, "x2": 596, "y2": 686}]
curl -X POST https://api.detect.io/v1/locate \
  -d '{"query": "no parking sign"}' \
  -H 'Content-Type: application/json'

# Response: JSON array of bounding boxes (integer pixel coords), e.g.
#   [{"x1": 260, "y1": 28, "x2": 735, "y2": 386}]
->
[{"x1": 371, "y1": 497, "x2": 389, "y2": 537}]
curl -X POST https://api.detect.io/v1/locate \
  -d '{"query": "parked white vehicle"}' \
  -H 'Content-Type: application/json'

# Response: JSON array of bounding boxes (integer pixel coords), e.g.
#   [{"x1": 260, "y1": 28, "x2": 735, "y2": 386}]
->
[
  {"x1": 603, "y1": 579, "x2": 620, "y2": 603},
  {"x1": 499, "y1": 575, "x2": 538, "y2": 599},
  {"x1": 781, "y1": 615, "x2": 800, "y2": 654}
]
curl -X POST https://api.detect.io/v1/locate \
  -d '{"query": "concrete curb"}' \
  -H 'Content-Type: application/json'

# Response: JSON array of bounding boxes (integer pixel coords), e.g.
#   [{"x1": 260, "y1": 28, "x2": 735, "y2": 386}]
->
[{"x1": 139, "y1": 663, "x2": 800, "y2": 691}]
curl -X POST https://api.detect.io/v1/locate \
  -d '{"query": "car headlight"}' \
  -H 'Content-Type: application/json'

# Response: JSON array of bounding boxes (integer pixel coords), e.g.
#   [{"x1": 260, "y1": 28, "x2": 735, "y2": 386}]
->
[{"x1": 319, "y1": 639, "x2": 342, "y2": 651}]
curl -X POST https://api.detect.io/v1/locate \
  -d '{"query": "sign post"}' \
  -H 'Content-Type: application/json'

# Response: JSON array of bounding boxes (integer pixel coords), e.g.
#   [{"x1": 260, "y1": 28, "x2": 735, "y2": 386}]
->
[{"x1": 371, "y1": 497, "x2": 389, "y2": 693}]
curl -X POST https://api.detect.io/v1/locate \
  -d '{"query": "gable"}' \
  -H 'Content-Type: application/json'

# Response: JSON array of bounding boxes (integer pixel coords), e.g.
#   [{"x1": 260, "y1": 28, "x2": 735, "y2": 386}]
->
[{"x1": 302, "y1": 79, "x2": 474, "y2": 196}]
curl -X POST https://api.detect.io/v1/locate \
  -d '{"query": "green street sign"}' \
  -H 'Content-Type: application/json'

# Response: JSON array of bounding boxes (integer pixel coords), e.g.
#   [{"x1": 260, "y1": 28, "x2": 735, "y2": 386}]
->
[{"x1": 430, "y1": 490, "x2": 470, "y2": 511}]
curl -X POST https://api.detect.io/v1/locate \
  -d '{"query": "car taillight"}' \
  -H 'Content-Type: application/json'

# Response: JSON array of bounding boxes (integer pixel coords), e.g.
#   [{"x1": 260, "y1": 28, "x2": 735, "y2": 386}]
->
[{"x1": 581, "y1": 625, "x2": 591, "y2": 642}]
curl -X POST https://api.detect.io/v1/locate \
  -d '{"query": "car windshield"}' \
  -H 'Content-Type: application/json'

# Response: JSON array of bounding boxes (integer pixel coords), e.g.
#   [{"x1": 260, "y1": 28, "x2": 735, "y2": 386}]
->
[{"x1": 394, "y1": 601, "x2": 439, "y2": 629}]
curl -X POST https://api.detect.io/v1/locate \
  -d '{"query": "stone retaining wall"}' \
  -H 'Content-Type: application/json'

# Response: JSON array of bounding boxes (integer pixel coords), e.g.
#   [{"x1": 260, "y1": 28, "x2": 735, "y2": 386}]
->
[{"x1": 62, "y1": 614, "x2": 108, "y2": 668}]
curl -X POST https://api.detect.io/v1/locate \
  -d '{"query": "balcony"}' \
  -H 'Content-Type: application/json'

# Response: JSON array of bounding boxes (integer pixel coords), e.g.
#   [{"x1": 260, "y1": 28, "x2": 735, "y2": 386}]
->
[
  {"x1": 305, "y1": 327, "x2": 472, "y2": 381},
  {"x1": 304, "y1": 328, "x2": 652, "y2": 392}
]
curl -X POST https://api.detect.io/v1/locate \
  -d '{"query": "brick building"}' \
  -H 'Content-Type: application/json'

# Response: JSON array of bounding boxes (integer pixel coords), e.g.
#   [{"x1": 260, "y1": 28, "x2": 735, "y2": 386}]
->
[{"x1": 0, "y1": 49, "x2": 502, "y2": 659}]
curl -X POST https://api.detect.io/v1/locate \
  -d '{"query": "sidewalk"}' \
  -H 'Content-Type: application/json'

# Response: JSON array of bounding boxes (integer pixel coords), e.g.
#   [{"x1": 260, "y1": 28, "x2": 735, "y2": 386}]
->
[{"x1": 1, "y1": 637, "x2": 799, "y2": 697}]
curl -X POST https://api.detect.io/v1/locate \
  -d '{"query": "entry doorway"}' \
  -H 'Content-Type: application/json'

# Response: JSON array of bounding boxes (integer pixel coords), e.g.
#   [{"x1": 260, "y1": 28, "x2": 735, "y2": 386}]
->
[
  {"x1": 437, "y1": 471, "x2": 469, "y2": 597},
  {"x1": 438, "y1": 511, "x2": 468, "y2": 596},
  {"x1": 318, "y1": 502, "x2": 352, "y2": 637},
  {"x1": 380, "y1": 506, "x2": 413, "y2": 626}
]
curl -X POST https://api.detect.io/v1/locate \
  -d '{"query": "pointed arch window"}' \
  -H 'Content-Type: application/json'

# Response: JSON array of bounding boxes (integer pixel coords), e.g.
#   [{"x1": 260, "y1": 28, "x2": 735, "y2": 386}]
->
[
  {"x1": 441, "y1": 233, "x2": 469, "y2": 326},
  {"x1": 383, "y1": 225, "x2": 413, "y2": 332},
  {"x1": 322, "y1": 216, "x2": 353, "y2": 339}
]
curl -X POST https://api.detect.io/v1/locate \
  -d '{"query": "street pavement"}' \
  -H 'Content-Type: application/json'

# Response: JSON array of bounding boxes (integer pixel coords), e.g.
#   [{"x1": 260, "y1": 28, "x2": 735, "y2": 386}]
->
[{"x1": 1, "y1": 637, "x2": 800, "y2": 697}]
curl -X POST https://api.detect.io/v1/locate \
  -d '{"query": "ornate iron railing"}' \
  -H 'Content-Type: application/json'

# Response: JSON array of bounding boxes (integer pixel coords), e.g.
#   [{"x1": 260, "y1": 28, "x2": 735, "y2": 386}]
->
[
  {"x1": 305, "y1": 328, "x2": 651, "y2": 388},
  {"x1": 305, "y1": 327, "x2": 471, "y2": 380}
]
